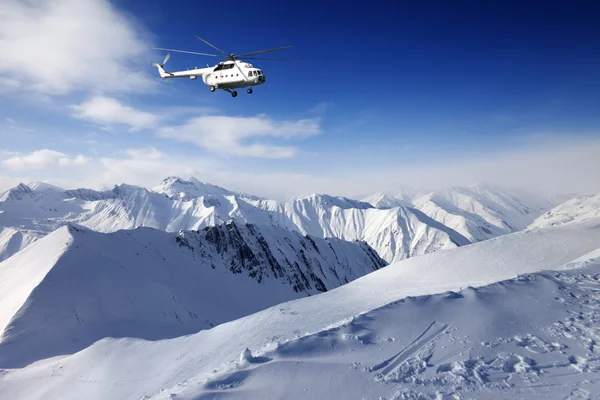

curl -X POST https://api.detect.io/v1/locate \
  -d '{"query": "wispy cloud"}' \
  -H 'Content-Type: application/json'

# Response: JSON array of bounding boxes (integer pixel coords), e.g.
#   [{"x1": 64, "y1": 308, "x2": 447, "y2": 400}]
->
[
  {"x1": 67, "y1": 96, "x2": 320, "y2": 158},
  {"x1": 95, "y1": 147, "x2": 220, "y2": 189},
  {"x1": 1, "y1": 149, "x2": 89, "y2": 171},
  {"x1": 69, "y1": 96, "x2": 160, "y2": 131},
  {"x1": 1, "y1": 134, "x2": 599, "y2": 201},
  {"x1": 0, "y1": 0, "x2": 154, "y2": 96},
  {"x1": 157, "y1": 114, "x2": 321, "y2": 158}
]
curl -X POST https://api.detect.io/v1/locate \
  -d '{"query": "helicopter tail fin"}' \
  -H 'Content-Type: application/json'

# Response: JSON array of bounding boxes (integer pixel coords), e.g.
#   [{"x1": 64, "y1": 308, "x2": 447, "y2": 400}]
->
[{"x1": 151, "y1": 53, "x2": 172, "y2": 79}]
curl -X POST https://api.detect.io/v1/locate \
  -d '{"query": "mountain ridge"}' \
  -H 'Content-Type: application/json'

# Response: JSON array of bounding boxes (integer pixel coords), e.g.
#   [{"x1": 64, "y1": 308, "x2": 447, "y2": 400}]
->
[{"x1": 0, "y1": 220, "x2": 386, "y2": 368}]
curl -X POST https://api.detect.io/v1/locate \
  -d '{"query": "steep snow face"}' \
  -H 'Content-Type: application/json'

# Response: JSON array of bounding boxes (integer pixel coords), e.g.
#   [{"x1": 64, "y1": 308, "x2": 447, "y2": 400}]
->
[
  {"x1": 0, "y1": 226, "x2": 73, "y2": 338},
  {"x1": 528, "y1": 193, "x2": 600, "y2": 230},
  {"x1": 2, "y1": 218, "x2": 600, "y2": 400},
  {"x1": 0, "y1": 221, "x2": 385, "y2": 367}
]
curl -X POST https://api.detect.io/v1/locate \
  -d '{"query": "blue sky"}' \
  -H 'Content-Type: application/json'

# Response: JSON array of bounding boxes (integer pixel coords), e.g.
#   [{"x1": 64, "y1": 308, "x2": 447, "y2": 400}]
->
[{"x1": 0, "y1": 0, "x2": 599, "y2": 199}]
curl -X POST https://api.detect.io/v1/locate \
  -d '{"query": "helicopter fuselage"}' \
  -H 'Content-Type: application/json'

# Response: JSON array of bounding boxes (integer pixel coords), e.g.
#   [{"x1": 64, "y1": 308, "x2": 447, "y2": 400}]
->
[{"x1": 155, "y1": 60, "x2": 266, "y2": 95}]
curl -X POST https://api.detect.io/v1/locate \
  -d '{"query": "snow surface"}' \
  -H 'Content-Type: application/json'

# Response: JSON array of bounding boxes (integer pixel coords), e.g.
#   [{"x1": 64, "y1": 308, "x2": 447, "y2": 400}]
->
[
  {"x1": 0, "y1": 221, "x2": 385, "y2": 368},
  {"x1": 2, "y1": 218, "x2": 600, "y2": 399},
  {"x1": 528, "y1": 193, "x2": 600, "y2": 230}
]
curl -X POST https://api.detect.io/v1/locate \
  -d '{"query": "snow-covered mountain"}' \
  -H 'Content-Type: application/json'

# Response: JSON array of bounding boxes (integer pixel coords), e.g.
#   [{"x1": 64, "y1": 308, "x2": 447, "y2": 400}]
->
[
  {"x1": 2, "y1": 214, "x2": 600, "y2": 399},
  {"x1": 527, "y1": 193, "x2": 600, "y2": 230},
  {"x1": 0, "y1": 221, "x2": 385, "y2": 368},
  {"x1": 0, "y1": 177, "x2": 472, "y2": 263},
  {"x1": 0, "y1": 227, "x2": 40, "y2": 262},
  {"x1": 363, "y1": 183, "x2": 559, "y2": 242}
]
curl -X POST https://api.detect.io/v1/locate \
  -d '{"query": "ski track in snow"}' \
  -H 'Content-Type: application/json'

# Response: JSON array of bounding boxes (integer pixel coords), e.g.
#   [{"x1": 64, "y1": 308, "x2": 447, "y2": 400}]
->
[{"x1": 372, "y1": 320, "x2": 450, "y2": 377}]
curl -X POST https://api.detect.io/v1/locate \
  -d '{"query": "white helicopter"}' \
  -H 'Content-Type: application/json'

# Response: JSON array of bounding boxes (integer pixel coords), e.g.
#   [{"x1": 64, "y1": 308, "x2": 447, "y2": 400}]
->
[{"x1": 152, "y1": 35, "x2": 304, "y2": 97}]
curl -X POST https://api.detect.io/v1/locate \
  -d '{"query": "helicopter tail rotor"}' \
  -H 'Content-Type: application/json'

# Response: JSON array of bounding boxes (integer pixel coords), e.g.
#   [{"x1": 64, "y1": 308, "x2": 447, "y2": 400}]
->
[{"x1": 151, "y1": 52, "x2": 173, "y2": 79}]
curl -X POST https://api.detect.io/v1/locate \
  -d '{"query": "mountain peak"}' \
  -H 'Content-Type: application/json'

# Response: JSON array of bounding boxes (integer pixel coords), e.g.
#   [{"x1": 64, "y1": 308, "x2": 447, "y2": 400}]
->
[
  {"x1": 26, "y1": 181, "x2": 65, "y2": 192},
  {"x1": 0, "y1": 183, "x2": 35, "y2": 202},
  {"x1": 295, "y1": 193, "x2": 373, "y2": 210},
  {"x1": 153, "y1": 176, "x2": 237, "y2": 201}
]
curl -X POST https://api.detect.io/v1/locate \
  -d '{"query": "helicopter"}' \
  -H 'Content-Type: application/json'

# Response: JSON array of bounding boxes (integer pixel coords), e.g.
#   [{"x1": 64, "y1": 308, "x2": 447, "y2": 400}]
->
[{"x1": 152, "y1": 35, "x2": 304, "y2": 97}]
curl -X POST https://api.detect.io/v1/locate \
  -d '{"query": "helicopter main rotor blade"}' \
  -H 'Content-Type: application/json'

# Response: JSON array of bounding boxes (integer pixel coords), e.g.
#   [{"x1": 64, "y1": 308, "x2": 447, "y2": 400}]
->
[
  {"x1": 235, "y1": 46, "x2": 293, "y2": 58},
  {"x1": 242, "y1": 56, "x2": 305, "y2": 62},
  {"x1": 153, "y1": 47, "x2": 218, "y2": 57},
  {"x1": 194, "y1": 35, "x2": 229, "y2": 56}
]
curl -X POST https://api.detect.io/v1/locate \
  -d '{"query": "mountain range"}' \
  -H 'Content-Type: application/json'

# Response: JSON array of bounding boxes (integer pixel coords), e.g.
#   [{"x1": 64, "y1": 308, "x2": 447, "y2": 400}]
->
[{"x1": 0, "y1": 177, "x2": 563, "y2": 264}]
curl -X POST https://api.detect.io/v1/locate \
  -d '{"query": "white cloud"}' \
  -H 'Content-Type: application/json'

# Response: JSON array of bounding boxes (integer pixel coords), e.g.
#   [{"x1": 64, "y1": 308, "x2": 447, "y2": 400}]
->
[
  {"x1": 70, "y1": 96, "x2": 160, "y2": 131},
  {"x1": 0, "y1": 0, "x2": 154, "y2": 95},
  {"x1": 2, "y1": 135, "x2": 599, "y2": 202},
  {"x1": 0, "y1": 175, "x2": 22, "y2": 193},
  {"x1": 157, "y1": 115, "x2": 321, "y2": 158},
  {"x1": 1, "y1": 149, "x2": 89, "y2": 171},
  {"x1": 94, "y1": 147, "x2": 220, "y2": 189}
]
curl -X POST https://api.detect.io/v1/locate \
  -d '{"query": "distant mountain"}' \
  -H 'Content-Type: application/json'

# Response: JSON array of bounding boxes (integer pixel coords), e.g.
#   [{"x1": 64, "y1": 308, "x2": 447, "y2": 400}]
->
[
  {"x1": 360, "y1": 193, "x2": 412, "y2": 209},
  {"x1": 363, "y1": 183, "x2": 559, "y2": 242},
  {"x1": 0, "y1": 177, "x2": 472, "y2": 263},
  {"x1": 527, "y1": 193, "x2": 600, "y2": 230},
  {"x1": 0, "y1": 221, "x2": 385, "y2": 367},
  {"x1": 0, "y1": 227, "x2": 41, "y2": 262},
  {"x1": 152, "y1": 176, "x2": 242, "y2": 201}
]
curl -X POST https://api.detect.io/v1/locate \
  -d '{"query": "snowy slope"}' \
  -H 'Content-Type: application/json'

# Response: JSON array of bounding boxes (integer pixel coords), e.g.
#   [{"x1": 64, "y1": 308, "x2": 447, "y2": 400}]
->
[
  {"x1": 0, "y1": 179, "x2": 471, "y2": 263},
  {"x1": 0, "y1": 221, "x2": 385, "y2": 368},
  {"x1": 2, "y1": 218, "x2": 600, "y2": 400},
  {"x1": 528, "y1": 193, "x2": 600, "y2": 229}
]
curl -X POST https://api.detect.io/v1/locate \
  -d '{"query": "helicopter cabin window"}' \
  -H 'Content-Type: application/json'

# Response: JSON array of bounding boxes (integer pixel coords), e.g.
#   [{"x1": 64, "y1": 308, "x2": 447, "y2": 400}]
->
[{"x1": 213, "y1": 64, "x2": 234, "y2": 71}]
